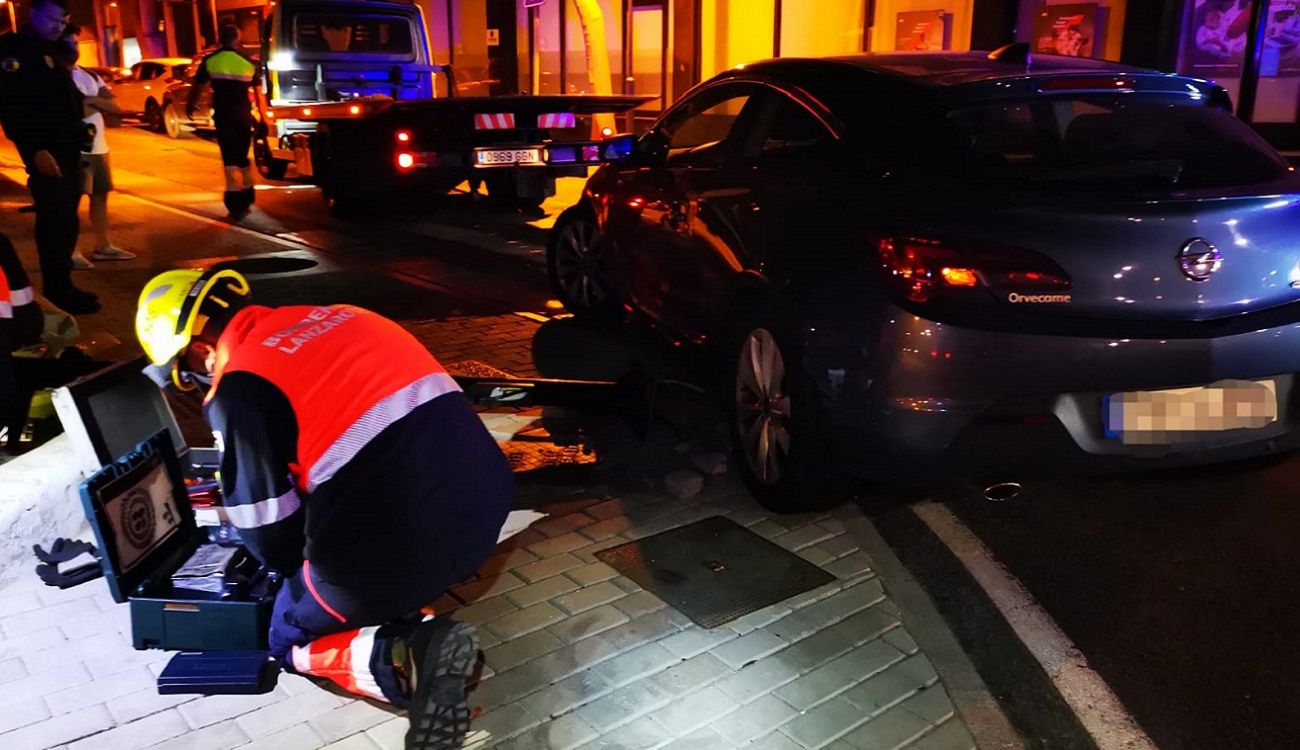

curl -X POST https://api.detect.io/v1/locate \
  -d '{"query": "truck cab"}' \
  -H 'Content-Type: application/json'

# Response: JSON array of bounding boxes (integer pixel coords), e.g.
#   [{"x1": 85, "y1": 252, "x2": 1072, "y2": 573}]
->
[{"x1": 256, "y1": 0, "x2": 439, "y2": 177}]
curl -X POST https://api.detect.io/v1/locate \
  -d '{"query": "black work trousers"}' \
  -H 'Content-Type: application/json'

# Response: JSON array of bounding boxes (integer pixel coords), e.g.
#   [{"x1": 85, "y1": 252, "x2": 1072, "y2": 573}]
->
[{"x1": 25, "y1": 148, "x2": 81, "y2": 297}]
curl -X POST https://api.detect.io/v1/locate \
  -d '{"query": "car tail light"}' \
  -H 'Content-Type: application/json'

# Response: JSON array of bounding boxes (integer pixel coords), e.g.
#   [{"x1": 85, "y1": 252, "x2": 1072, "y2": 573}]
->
[
  {"x1": 875, "y1": 236, "x2": 1070, "y2": 304},
  {"x1": 395, "y1": 129, "x2": 412, "y2": 143},
  {"x1": 396, "y1": 152, "x2": 416, "y2": 170}
]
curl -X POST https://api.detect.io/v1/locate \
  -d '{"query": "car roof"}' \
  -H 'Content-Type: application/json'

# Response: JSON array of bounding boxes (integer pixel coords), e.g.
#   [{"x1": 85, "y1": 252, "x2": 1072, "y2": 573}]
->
[
  {"x1": 139, "y1": 57, "x2": 193, "y2": 66},
  {"x1": 736, "y1": 51, "x2": 1154, "y2": 88}
]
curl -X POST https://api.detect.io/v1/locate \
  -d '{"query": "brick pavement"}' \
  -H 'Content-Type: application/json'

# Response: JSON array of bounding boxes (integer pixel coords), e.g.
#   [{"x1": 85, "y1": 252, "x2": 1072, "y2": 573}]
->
[{"x1": 0, "y1": 468, "x2": 982, "y2": 750}]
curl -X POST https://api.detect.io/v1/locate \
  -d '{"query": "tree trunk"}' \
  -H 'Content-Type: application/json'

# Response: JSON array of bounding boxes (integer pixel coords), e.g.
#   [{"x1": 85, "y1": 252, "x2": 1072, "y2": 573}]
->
[{"x1": 570, "y1": 0, "x2": 617, "y2": 136}]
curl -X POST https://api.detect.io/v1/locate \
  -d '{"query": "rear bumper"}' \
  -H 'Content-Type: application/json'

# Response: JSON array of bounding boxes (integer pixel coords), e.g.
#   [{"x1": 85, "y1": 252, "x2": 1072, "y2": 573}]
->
[{"x1": 808, "y1": 300, "x2": 1300, "y2": 476}]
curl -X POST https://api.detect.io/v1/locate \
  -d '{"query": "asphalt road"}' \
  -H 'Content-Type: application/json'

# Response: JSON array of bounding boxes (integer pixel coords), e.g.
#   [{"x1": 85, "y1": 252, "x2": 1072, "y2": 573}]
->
[
  {"x1": 10, "y1": 124, "x2": 1300, "y2": 750},
  {"x1": 870, "y1": 451, "x2": 1300, "y2": 750}
]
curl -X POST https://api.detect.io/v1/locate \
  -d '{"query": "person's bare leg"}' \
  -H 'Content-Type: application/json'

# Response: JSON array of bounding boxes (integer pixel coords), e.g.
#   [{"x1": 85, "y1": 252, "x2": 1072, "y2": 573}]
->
[{"x1": 90, "y1": 193, "x2": 109, "y2": 250}]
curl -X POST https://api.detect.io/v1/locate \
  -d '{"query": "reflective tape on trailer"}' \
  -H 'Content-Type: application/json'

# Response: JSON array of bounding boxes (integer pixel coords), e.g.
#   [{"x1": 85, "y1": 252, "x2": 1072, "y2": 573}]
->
[
  {"x1": 537, "y1": 112, "x2": 576, "y2": 128},
  {"x1": 474, "y1": 113, "x2": 517, "y2": 130}
]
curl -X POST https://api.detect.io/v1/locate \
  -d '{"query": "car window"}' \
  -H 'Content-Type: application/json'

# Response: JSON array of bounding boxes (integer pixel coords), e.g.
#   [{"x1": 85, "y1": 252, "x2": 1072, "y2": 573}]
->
[
  {"x1": 754, "y1": 95, "x2": 834, "y2": 160},
  {"x1": 143, "y1": 63, "x2": 163, "y2": 81},
  {"x1": 667, "y1": 95, "x2": 749, "y2": 152},
  {"x1": 653, "y1": 84, "x2": 758, "y2": 167},
  {"x1": 170, "y1": 65, "x2": 188, "y2": 80},
  {"x1": 291, "y1": 12, "x2": 415, "y2": 56},
  {"x1": 129, "y1": 63, "x2": 145, "y2": 81},
  {"x1": 946, "y1": 94, "x2": 1290, "y2": 190}
]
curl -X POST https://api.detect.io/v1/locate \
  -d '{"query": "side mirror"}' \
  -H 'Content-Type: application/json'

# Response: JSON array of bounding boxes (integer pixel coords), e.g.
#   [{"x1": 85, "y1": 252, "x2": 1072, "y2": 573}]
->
[{"x1": 600, "y1": 133, "x2": 637, "y2": 163}]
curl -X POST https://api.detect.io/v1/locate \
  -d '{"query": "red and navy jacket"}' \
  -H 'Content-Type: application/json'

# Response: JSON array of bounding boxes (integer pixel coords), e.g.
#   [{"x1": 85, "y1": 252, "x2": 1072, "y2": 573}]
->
[
  {"x1": 204, "y1": 304, "x2": 513, "y2": 606},
  {"x1": 0, "y1": 232, "x2": 41, "y2": 350}
]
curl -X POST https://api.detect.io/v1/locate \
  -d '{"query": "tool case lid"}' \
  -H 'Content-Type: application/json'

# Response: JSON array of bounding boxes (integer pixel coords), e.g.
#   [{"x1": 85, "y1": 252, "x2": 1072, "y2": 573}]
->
[{"x1": 79, "y1": 430, "x2": 201, "y2": 603}]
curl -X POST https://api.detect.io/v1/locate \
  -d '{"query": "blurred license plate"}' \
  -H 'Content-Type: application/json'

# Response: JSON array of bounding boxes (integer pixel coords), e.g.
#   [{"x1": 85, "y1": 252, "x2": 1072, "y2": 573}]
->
[
  {"x1": 475, "y1": 148, "x2": 542, "y2": 166},
  {"x1": 1103, "y1": 379, "x2": 1278, "y2": 444}
]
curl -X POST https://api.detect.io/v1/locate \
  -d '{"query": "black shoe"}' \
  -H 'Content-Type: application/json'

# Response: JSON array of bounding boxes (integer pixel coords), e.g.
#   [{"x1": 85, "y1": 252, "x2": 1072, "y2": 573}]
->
[
  {"x1": 404, "y1": 619, "x2": 478, "y2": 750},
  {"x1": 46, "y1": 287, "x2": 100, "y2": 315}
]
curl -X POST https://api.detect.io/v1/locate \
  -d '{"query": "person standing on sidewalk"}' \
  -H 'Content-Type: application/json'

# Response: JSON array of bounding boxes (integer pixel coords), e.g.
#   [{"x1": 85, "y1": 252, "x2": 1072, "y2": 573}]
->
[
  {"x1": 0, "y1": 0, "x2": 100, "y2": 314},
  {"x1": 187, "y1": 25, "x2": 257, "y2": 219},
  {"x1": 136, "y1": 267, "x2": 515, "y2": 749},
  {"x1": 62, "y1": 26, "x2": 134, "y2": 270}
]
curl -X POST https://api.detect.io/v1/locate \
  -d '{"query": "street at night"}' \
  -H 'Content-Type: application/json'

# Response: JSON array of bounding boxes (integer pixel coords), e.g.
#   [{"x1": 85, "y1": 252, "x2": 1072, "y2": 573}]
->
[{"x1": 3, "y1": 0, "x2": 1300, "y2": 747}]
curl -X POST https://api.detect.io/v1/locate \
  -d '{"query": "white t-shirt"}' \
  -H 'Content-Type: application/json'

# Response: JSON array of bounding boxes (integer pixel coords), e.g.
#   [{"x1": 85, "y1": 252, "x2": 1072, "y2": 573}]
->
[{"x1": 71, "y1": 67, "x2": 109, "y2": 155}]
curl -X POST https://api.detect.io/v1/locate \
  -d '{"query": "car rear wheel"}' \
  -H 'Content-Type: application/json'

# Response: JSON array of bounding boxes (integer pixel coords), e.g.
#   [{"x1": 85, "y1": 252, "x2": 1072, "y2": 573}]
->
[
  {"x1": 144, "y1": 100, "x2": 164, "y2": 133},
  {"x1": 162, "y1": 103, "x2": 188, "y2": 139},
  {"x1": 727, "y1": 314, "x2": 843, "y2": 513},
  {"x1": 547, "y1": 207, "x2": 621, "y2": 323}
]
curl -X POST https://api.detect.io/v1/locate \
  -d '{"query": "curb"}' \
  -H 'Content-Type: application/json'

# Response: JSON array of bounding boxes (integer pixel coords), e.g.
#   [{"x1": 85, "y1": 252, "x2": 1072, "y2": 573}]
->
[{"x1": 846, "y1": 511, "x2": 1026, "y2": 750}]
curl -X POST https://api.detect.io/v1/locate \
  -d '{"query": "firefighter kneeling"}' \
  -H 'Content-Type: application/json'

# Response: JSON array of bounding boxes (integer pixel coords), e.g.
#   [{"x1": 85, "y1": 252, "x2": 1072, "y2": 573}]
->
[{"x1": 136, "y1": 268, "x2": 514, "y2": 750}]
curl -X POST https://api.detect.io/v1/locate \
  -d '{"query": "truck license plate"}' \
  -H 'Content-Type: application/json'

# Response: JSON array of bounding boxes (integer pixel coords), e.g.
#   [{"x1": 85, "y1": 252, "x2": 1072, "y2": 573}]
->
[
  {"x1": 1103, "y1": 379, "x2": 1278, "y2": 444},
  {"x1": 476, "y1": 148, "x2": 543, "y2": 166}
]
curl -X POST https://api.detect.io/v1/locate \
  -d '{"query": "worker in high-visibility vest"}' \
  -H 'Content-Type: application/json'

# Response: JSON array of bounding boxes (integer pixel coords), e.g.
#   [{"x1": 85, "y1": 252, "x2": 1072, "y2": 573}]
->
[
  {"x1": 188, "y1": 25, "x2": 258, "y2": 219},
  {"x1": 136, "y1": 267, "x2": 515, "y2": 750}
]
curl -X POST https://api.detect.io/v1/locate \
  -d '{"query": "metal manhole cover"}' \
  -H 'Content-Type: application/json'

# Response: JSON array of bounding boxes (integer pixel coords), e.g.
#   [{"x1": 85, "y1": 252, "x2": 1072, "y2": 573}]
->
[{"x1": 596, "y1": 515, "x2": 835, "y2": 629}]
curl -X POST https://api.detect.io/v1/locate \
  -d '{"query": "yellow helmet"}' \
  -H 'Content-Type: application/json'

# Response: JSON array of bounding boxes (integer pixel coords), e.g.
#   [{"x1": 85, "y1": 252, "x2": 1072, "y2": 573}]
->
[{"x1": 136, "y1": 268, "x2": 250, "y2": 389}]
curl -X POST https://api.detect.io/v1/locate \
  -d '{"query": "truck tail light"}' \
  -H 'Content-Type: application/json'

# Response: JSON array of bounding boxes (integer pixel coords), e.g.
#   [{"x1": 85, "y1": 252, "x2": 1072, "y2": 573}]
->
[
  {"x1": 396, "y1": 152, "x2": 416, "y2": 170},
  {"x1": 875, "y1": 236, "x2": 1070, "y2": 304},
  {"x1": 395, "y1": 129, "x2": 411, "y2": 143}
]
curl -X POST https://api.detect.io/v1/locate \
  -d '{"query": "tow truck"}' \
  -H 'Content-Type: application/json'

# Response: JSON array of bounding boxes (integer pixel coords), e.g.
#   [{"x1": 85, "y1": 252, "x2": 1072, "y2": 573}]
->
[{"x1": 253, "y1": 0, "x2": 646, "y2": 213}]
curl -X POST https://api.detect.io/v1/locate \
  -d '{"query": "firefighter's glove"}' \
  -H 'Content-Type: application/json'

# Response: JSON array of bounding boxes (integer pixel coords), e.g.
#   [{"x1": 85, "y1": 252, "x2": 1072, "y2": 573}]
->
[{"x1": 33, "y1": 538, "x2": 103, "y2": 589}]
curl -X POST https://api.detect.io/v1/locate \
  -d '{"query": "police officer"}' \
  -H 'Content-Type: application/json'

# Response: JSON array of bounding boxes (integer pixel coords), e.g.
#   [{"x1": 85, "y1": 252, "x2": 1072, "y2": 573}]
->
[
  {"x1": 135, "y1": 268, "x2": 515, "y2": 750},
  {"x1": 187, "y1": 25, "x2": 257, "y2": 219},
  {"x1": 0, "y1": 0, "x2": 100, "y2": 314}
]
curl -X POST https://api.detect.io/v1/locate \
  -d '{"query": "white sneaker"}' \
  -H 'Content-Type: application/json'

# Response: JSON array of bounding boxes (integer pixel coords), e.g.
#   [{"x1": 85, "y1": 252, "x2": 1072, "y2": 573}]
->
[
  {"x1": 92, "y1": 245, "x2": 136, "y2": 261},
  {"x1": 71, "y1": 252, "x2": 94, "y2": 270}
]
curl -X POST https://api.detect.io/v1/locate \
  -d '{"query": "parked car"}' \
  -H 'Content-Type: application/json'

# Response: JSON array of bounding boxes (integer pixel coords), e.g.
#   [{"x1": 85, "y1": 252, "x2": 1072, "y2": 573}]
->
[
  {"x1": 82, "y1": 65, "x2": 126, "y2": 85},
  {"x1": 548, "y1": 47, "x2": 1300, "y2": 511},
  {"x1": 112, "y1": 57, "x2": 194, "y2": 131},
  {"x1": 158, "y1": 56, "x2": 215, "y2": 139}
]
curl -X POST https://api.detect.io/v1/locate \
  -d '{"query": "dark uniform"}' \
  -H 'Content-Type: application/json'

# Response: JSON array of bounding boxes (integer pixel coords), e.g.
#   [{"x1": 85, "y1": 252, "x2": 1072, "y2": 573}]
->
[
  {"x1": 0, "y1": 27, "x2": 87, "y2": 304},
  {"x1": 193, "y1": 47, "x2": 257, "y2": 169},
  {"x1": 202, "y1": 303, "x2": 513, "y2": 703}
]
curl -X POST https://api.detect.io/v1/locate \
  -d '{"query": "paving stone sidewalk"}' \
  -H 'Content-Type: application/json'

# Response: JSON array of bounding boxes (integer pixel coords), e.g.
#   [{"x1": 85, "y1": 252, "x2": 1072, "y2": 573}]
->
[{"x1": 0, "y1": 470, "x2": 979, "y2": 750}]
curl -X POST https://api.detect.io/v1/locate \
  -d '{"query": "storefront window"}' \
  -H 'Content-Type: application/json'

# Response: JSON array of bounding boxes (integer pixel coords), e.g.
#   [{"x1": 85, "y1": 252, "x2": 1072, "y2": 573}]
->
[
  {"x1": 1177, "y1": 0, "x2": 1253, "y2": 105},
  {"x1": 700, "y1": 0, "x2": 776, "y2": 78},
  {"x1": 779, "y1": 0, "x2": 867, "y2": 57},
  {"x1": 869, "y1": 0, "x2": 973, "y2": 51},
  {"x1": 533, "y1": 1, "x2": 562, "y2": 94},
  {"x1": 1015, "y1": 0, "x2": 1127, "y2": 60},
  {"x1": 1251, "y1": 0, "x2": 1300, "y2": 124},
  {"x1": 565, "y1": 0, "x2": 623, "y2": 95}
]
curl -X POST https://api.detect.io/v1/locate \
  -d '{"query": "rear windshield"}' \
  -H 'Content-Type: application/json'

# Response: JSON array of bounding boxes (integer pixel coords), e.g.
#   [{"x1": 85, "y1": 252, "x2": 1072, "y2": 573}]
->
[
  {"x1": 291, "y1": 12, "x2": 414, "y2": 56},
  {"x1": 945, "y1": 94, "x2": 1290, "y2": 190}
]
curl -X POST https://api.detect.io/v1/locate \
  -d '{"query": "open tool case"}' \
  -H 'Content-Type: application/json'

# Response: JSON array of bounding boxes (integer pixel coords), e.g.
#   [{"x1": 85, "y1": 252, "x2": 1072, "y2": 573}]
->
[{"x1": 80, "y1": 430, "x2": 282, "y2": 656}]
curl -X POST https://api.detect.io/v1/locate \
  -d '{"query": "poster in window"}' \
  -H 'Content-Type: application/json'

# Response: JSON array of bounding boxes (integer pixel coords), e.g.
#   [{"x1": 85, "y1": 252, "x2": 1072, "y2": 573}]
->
[
  {"x1": 1180, "y1": 0, "x2": 1255, "y2": 77},
  {"x1": 1032, "y1": 3, "x2": 1098, "y2": 57},
  {"x1": 1261, "y1": 0, "x2": 1300, "y2": 76},
  {"x1": 895, "y1": 11, "x2": 952, "y2": 51}
]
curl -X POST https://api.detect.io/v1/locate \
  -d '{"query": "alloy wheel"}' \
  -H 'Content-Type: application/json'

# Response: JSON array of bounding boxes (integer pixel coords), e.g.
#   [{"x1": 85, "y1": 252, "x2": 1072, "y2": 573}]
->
[
  {"x1": 735, "y1": 328, "x2": 792, "y2": 485},
  {"x1": 163, "y1": 105, "x2": 181, "y2": 139},
  {"x1": 554, "y1": 219, "x2": 609, "y2": 309}
]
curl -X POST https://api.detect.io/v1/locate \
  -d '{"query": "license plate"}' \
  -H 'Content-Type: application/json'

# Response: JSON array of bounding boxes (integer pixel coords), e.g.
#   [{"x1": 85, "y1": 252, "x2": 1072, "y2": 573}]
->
[
  {"x1": 1103, "y1": 379, "x2": 1278, "y2": 444},
  {"x1": 475, "y1": 148, "x2": 542, "y2": 166}
]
